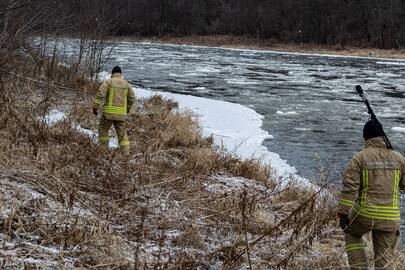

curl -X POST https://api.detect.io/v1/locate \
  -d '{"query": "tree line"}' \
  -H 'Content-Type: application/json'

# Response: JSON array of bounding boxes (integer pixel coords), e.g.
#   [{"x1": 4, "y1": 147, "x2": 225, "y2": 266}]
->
[{"x1": 2, "y1": 0, "x2": 405, "y2": 49}]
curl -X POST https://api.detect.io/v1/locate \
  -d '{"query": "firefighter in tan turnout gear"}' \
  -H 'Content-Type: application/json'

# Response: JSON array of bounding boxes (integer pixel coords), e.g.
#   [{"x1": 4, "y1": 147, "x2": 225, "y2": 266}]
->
[
  {"x1": 92, "y1": 66, "x2": 135, "y2": 154},
  {"x1": 338, "y1": 119, "x2": 405, "y2": 270}
]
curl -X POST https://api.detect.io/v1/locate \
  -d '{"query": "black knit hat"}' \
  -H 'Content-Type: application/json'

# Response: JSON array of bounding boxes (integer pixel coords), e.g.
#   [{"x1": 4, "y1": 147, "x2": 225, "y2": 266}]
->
[
  {"x1": 363, "y1": 119, "x2": 384, "y2": 140},
  {"x1": 112, "y1": 66, "x2": 122, "y2": 74}
]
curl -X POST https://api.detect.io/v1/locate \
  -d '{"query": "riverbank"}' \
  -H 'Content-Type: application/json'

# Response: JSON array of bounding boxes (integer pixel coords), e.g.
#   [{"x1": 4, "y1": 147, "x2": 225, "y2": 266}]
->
[{"x1": 115, "y1": 35, "x2": 405, "y2": 60}]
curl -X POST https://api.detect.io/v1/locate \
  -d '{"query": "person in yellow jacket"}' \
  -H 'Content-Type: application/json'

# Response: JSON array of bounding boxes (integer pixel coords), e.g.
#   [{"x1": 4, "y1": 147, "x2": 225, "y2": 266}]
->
[
  {"x1": 92, "y1": 66, "x2": 135, "y2": 154},
  {"x1": 338, "y1": 119, "x2": 405, "y2": 270}
]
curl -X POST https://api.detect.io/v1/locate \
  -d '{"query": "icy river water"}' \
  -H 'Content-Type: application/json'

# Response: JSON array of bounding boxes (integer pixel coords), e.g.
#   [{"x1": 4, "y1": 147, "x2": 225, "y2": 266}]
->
[{"x1": 101, "y1": 42, "x2": 405, "y2": 179}]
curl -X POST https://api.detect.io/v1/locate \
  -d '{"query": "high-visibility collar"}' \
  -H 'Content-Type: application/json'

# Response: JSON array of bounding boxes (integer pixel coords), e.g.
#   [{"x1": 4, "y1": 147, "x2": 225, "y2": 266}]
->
[
  {"x1": 111, "y1": 73, "x2": 122, "y2": 78},
  {"x1": 365, "y1": 137, "x2": 386, "y2": 149}
]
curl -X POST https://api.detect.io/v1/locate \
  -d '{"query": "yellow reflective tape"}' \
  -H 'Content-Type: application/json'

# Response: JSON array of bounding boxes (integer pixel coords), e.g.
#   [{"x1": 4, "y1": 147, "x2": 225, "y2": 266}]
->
[
  {"x1": 356, "y1": 209, "x2": 400, "y2": 217},
  {"x1": 108, "y1": 88, "x2": 115, "y2": 107},
  {"x1": 346, "y1": 243, "x2": 366, "y2": 252},
  {"x1": 102, "y1": 106, "x2": 127, "y2": 115},
  {"x1": 93, "y1": 98, "x2": 101, "y2": 105},
  {"x1": 359, "y1": 205, "x2": 399, "y2": 212},
  {"x1": 361, "y1": 170, "x2": 365, "y2": 204},
  {"x1": 354, "y1": 205, "x2": 400, "y2": 214},
  {"x1": 339, "y1": 201, "x2": 353, "y2": 207},
  {"x1": 103, "y1": 107, "x2": 127, "y2": 112},
  {"x1": 346, "y1": 243, "x2": 365, "y2": 249},
  {"x1": 99, "y1": 136, "x2": 109, "y2": 142},
  {"x1": 361, "y1": 204, "x2": 401, "y2": 209},
  {"x1": 396, "y1": 170, "x2": 399, "y2": 206},
  {"x1": 354, "y1": 207, "x2": 400, "y2": 220},
  {"x1": 393, "y1": 170, "x2": 400, "y2": 207},
  {"x1": 339, "y1": 198, "x2": 353, "y2": 206},
  {"x1": 364, "y1": 170, "x2": 368, "y2": 204},
  {"x1": 361, "y1": 209, "x2": 400, "y2": 214},
  {"x1": 361, "y1": 170, "x2": 368, "y2": 205},
  {"x1": 124, "y1": 88, "x2": 128, "y2": 106},
  {"x1": 119, "y1": 140, "x2": 129, "y2": 146},
  {"x1": 346, "y1": 243, "x2": 364, "y2": 248},
  {"x1": 346, "y1": 246, "x2": 366, "y2": 252},
  {"x1": 355, "y1": 212, "x2": 400, "y2": 221}
]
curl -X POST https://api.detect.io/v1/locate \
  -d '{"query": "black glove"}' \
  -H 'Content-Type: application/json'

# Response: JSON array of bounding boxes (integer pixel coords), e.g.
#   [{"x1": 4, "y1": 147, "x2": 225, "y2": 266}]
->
[{"x1": 338, "y1": 214, "x2": 350, "y2": 231}]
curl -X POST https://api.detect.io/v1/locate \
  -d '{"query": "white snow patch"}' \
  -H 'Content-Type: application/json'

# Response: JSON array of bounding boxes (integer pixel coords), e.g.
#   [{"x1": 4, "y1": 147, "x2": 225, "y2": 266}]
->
[
  {"x1": 22, "y1": 242, "x2": 61, "y2": 255},
  {"x1": 204, "y1": 176, "x2": 267, "y2": 194},
  {"x1": 19, "y1": 257, "x2": 57, "y2": 267},
  {"x1": 74, "y1": 124, "x2": 118, "y2": 148},
  {"x1": 43, "y1": 109, "x2": 66, "y2": 126},
  {"x1": 135, "y1": 87, "x2": 306, "y2": 183},
  {"x1": 392, "y1": 126, "x2": 405, "y2": 133}
]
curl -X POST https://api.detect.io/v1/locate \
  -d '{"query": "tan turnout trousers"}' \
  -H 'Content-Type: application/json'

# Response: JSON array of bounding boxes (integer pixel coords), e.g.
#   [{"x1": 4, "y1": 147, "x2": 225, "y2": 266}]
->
[
  {"x1": 344, "y1": 214, "x2": 400, "y2": 270},
  {"x1": 98, "y1": 115, "x2": 130, "y2": 154}
]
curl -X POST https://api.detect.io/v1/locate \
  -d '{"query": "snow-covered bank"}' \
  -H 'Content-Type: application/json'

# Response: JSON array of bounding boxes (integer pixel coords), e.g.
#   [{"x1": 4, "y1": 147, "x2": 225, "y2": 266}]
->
[
  {"x1": 98, "y1": 70, "x2": 303, "y2": 181},
  {"x1": 135, "y1": 88, "x2": 303, "y2": 181}
]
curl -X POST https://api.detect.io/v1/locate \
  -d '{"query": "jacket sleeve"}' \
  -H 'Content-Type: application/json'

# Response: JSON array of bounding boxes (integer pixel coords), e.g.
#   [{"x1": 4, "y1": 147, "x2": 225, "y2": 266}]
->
[
  {"x1": 127, "y1": 87, "x2": 135, "y2": 112},
  {"x1": 400, "y1": 156, "x2": 405, "y2": 192},
  {"x1": 338, "y1": 153, "x2": 362, "y2": 215},
  {"x1": 93, "y1": 80, "x2": 110, "y2": 108}
]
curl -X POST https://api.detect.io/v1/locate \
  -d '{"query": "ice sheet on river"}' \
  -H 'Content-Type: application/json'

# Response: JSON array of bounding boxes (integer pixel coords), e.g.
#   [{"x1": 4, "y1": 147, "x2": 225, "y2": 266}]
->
[{"x1": 135, "y1": 88, "x2": 305, "y2": 182}]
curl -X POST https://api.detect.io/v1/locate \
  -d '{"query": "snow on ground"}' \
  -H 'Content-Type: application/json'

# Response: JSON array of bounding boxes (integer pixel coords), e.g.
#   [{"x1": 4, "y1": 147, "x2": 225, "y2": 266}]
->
[
  {"x1": 43, "y1": 108, "x2": 120, "y2": 149},
  {"x1": 73, "y1": 124, "x2": 119, "y2": 148},
  {"x1": 204, "y1": 175, "x2": 268, "y2": 194},
  {"x1": 43, "y1": 109, "x2": 66, "y2": 126},
  {"x1": 135, "y1": 87, "x2": 306, "y2": 182}
]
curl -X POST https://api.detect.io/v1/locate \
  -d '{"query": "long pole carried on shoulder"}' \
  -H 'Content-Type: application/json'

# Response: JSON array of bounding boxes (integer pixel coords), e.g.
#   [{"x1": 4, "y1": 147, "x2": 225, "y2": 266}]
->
[{"x1": 355, "y1": 85, "x2": 393, "y2": 150}]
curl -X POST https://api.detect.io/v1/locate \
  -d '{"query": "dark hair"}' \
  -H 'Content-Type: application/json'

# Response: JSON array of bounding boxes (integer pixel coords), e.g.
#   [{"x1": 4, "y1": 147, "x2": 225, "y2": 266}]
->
[
  {"x1": 112, "y1": 66, "x2": 122, "y2": 74},
  {"x1": 363, "y1": 119, "x2": 384, "y2": 140}
]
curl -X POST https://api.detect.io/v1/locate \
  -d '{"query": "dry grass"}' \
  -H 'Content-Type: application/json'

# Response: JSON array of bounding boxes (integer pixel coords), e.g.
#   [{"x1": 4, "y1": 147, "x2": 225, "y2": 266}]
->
[{"x1": 0, "y1": 39, "x2": 403, "y2": 269}]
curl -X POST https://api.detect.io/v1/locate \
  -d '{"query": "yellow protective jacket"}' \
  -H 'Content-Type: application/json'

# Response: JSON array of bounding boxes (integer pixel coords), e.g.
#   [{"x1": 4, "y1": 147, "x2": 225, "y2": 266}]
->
[
  {"x1": 93, "y1": 73, "x2": 135, "y2": 121},
  {"x1": 339, "y1": 137, "x2": 405, "y2": 224}
]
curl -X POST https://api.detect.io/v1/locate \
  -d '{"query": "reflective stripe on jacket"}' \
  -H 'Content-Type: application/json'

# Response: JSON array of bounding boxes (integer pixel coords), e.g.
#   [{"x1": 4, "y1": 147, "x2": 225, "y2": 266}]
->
[
  {"x1": 93, "y1": 73, "x2": 135, "y2": 121},
  {"x1": 338, "y1": 137, "x2": 405, "y2": 223}
]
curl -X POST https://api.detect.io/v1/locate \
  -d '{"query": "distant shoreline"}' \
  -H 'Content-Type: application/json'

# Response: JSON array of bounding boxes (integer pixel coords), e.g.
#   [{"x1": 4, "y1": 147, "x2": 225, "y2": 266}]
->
[{"x1": 111, "y1": 35, "x2": 405, "y2": 60}]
